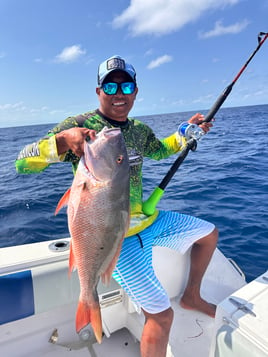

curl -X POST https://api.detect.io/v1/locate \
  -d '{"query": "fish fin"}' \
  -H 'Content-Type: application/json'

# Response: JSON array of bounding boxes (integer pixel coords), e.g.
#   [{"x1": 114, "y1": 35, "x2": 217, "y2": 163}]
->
[
  {"x1": 55, "y1": 188, "x2": 71, "y2": 215},
  {"x1": 76, "y1": 300, "x2": 102, "y2": 344},
  {"x1": 68, "y1": 240, "x2": 76, "y2": 278},
  {"x1": 101, "y1": 239, "x2": 123, "y2": 285}
]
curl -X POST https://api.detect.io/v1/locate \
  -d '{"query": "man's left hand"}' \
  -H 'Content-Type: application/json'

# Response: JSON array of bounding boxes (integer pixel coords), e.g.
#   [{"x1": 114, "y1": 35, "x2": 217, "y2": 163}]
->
[{"x1": 188, "y1": 113, "x2": 214, "y2": 134}]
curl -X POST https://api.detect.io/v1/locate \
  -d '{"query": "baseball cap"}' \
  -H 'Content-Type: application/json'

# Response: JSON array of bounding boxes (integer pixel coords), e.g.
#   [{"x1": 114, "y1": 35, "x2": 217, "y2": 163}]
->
[{"x1": 97, "y1": 55, "x2": 136, "y2": 85}]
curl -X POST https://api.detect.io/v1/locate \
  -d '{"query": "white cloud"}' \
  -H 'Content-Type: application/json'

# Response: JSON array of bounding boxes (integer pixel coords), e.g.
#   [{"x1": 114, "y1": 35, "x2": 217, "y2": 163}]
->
[
  {"x1": 144, "y1": 49, "x2": 153, "y2": 56},
  {"x1": 171, "y1": 99, "x2": 185, "y2": 106},
  {"x1": 192, "y1": 94, "x2": 214, "y2": 104},
  {"x1": 0, "y1": 102, "x2": 26, "y2": 111},
  {"x1": 29, "y1": 106, "x2": 49, "y2": 113},
  {"x1": 253, "y1": 90, "x2": 267, "y2": 97},
  {"x1": 55, "y1": 45, "x2": 86, "y2": 63},
  {"x1": 147, "y1": 55, "x2": 173, "y2": 69},
  {"x1": 113, "y1": 0, "x2": 240, "y2": 36},
  {"x1": 199, "y1": 19, "x2": 250, "y2": 38},
  {"x1": 49, "y1": 109, "x2": 66, "y2": 116}
]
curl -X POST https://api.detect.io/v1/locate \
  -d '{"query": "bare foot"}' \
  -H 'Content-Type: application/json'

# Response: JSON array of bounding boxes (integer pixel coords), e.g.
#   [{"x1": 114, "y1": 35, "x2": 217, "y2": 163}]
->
[{"x1": 180, "y1": 297, "x2": 216, "y2": 318}]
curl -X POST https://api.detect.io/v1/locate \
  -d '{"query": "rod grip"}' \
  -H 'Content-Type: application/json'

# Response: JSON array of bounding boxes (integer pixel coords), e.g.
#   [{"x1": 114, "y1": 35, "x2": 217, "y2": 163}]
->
[{"x1": 142, "y1": 187, "x2": 164, "y2": 216}]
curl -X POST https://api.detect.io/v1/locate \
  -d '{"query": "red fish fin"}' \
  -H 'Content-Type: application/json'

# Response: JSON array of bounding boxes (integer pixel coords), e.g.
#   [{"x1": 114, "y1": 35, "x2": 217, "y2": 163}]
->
[
  {"x1": 54, "y1": 188, "x2": 71, "y2": 215},
  {"x1": 68, "y1": 240, "x2": 76, "y2": 278},
  {"x1": 101, "y1": 239, "x2": 123, "y2": 285},
  {"x1": 76, "y1": 300, "x2": 102, "y2": 344}
]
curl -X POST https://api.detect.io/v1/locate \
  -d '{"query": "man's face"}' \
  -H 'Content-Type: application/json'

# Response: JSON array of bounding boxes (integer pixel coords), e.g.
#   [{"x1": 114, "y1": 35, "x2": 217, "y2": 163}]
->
[{"x1": 96, "y1": 71, "x2": 138, "y2": 122}]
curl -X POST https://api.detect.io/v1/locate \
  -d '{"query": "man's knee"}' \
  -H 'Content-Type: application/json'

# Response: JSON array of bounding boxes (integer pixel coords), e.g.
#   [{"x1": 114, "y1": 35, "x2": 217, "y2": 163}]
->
[
  {"x1": 210, "y1": 227, "x2": 219, "y2": 244},
  {"x1": 196, "y1": 227, "x2": 218, "y2": 247},
  {"x1": 158, "y1": 307, "x2": 174, "y2": 329},
  {"x1": 143, "y1": 307, "x2": 174, "y2": 331}
]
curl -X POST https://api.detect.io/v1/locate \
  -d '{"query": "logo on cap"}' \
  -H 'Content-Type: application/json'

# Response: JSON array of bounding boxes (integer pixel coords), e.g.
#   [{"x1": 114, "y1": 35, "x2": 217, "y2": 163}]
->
[{"x1": 107, "y1": 57, "x2": 126, "y2": 71}]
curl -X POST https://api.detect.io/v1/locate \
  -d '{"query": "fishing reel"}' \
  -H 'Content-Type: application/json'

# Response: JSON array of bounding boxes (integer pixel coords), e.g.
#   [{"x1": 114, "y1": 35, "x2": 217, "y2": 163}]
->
[{"x1": 178, "y1": 122, "x2": 204, "y2": 141}]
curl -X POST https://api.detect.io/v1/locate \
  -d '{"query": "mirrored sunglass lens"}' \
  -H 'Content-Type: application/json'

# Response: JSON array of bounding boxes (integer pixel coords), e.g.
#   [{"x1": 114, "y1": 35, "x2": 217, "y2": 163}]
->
[
  {"x1": 102, "y1": 82, "x2": 135, "y2": 95},
  {"x1": 102, "y1": 83, "x2": 118, "y2": 95},
  {"x1": 121, "y1": 82, "x2": 135, "y2": 94}
]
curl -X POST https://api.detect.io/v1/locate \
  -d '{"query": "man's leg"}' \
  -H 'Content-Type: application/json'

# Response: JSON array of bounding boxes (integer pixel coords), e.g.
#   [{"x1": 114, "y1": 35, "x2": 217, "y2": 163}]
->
[
  {"x1": 112, "y1": 232, "x2": 174, "y2": 356},
  {"x1": 180, "y1": 227, "x2": 218, "y2": 317},
  {"x1": 140, "y1": 308, "x2": 174, "y2": 357}
]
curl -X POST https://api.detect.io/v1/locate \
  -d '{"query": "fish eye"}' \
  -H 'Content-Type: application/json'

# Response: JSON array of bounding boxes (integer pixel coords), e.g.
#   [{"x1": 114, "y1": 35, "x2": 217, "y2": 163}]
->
[{"x1": 116, "y1": 155, "x2": 124, "y2": 164}]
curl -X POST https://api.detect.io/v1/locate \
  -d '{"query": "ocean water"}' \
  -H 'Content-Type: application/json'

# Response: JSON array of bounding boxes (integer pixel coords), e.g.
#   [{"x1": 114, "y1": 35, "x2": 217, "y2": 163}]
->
[{"x1": 0, "y1": 104, "x2": 267, "y2": 282}]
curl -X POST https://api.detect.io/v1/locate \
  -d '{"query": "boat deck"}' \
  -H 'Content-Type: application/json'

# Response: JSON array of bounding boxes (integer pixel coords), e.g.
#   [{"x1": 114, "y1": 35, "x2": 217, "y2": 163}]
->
[
  {"x1": 0, "y1": 295, "x2": 216, "y2": 357},
  {"x1": 0, "y1": 239, "x2": 247, "y2": 357}
]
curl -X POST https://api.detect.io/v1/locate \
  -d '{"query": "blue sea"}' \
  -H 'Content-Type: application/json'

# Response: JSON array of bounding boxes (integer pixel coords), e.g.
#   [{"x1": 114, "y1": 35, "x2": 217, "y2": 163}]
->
[{"x1": 0, "y1": 105, "x2": 267, "y2": 282}]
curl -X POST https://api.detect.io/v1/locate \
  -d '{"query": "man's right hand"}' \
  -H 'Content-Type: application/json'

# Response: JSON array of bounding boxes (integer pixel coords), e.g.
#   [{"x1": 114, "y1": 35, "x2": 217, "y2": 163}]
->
[{"x1": 56, "y1": 127, "x2": 96, "y2": 157}]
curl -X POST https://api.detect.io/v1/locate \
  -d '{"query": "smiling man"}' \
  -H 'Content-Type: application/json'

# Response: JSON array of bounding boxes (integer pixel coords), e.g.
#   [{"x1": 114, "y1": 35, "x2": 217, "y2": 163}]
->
[
  {"x1": 16, "y1": 55, "x2": 218, "y2": 357},
  {"x1": 96, "y1": 56, "x2": 138, "y2": 122}
]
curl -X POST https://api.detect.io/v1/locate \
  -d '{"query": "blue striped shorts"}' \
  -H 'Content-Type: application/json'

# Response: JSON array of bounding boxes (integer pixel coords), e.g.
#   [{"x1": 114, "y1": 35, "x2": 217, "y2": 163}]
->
[{"x1": 112, "y1": 210, "x2": 215, "y2": 314}]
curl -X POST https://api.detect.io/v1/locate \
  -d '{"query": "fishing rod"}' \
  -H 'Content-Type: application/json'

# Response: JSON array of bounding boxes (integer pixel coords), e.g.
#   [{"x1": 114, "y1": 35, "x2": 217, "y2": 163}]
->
[{"x1": 142, "y1": 31, "x2": 268, "y2": 216}]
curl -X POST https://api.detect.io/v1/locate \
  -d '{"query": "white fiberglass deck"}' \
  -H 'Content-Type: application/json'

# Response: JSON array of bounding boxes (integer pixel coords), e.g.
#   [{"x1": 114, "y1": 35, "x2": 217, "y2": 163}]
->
[{"x1": 0, "y1": 239, "x2": 247, "y2": 357}]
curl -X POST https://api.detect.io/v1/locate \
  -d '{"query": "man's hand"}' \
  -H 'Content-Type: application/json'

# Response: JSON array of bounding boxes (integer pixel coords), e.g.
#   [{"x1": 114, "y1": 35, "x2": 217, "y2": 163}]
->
[
  {"x1": 56, "y1": 128, "x2": 96, "y2": 157},
  {"x1": 188, "y1": 113, "x2": 214, "y2": 134}
]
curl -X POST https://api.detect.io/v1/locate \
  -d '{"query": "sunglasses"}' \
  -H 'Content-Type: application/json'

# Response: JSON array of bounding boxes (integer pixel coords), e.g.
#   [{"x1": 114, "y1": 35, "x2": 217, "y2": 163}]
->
[{"x1": 101, "y1": 82, "x2": 136, "y2": 95}]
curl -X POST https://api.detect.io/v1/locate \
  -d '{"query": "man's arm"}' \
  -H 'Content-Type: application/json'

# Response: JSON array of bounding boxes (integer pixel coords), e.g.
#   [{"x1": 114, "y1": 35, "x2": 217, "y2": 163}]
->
[{"x1": 15, "y1": 127, "x2": 96, "y2": 174}]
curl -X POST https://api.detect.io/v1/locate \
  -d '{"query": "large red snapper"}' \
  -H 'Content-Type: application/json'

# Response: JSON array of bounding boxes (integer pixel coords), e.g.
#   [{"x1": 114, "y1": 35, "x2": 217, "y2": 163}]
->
[{"x1": 55, "y1": 127, "x2": 130, "y2": 343}]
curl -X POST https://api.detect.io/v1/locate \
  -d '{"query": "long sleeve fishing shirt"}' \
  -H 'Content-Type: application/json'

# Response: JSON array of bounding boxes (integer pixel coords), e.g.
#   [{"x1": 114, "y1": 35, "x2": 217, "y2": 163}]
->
[{"x1": 15, "y1": 110, "x2": 186, "y2": 235}]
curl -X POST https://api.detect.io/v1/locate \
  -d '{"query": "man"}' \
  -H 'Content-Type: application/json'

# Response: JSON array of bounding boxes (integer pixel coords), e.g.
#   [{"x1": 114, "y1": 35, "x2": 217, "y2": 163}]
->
[{"x1": 16, "y1": 55, "x2": 218, "y2": 357}]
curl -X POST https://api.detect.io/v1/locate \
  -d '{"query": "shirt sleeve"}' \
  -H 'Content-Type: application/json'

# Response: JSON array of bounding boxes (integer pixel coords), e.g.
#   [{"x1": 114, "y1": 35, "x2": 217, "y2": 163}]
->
[
  {"x1": 15, "y1": 115, "x2": 85, "y2": 174},
  {"x1": 15, "y1": 135, "x2": 64, "y2": 174},
  {"x1": 144, "y1": 127, "x2": 187, "y2": 160}
]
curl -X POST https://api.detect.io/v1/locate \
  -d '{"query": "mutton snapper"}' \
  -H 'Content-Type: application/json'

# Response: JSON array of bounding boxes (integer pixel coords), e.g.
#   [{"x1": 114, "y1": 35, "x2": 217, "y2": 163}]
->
[{"x1": 55, "y1": 127, "x2": 130, "y2": 343}]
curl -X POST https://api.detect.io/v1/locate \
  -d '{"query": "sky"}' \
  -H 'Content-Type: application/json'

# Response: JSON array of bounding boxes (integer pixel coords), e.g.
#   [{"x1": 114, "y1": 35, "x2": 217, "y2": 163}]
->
[{"x1": 0, "y1": 0, "x2": 268, "y2": 128}]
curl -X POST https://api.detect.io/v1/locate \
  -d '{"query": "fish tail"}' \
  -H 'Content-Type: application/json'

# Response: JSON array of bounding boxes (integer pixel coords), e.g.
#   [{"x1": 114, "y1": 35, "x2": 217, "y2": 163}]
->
[{"x1": 76, "y1": 300, "x2": 102, "y2": 344}]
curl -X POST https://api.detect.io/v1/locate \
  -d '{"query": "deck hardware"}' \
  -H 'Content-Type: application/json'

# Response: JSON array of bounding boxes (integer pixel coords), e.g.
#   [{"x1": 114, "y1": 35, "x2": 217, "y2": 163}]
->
[
  {"x1": 48, "y1": 328, "x2": 59, "y2": 344},
  {"x1": 222, "y1": 316, "x2": 231, "y2": 325},
  {"x1": 228, "y1": 258, "x2": 246, "y2": 279},
  {"x1": 48, "y1": 327, "x2": 97, "y2": 353},
  {"x1": 79, "y1": 328, "x2": 93, "y2": 341},
  {"x1": 100, "y1": 289, "x2": 123, "y2": 308},
  {"x1": 229, "y1": 297, "x2": 256, "y2": 317},
  {"x1": 262, "y1": 276, "x2": 268, "y2": 282},
  {"x1": 48, "y1": 240, "x2": 70, "y2": 252}
]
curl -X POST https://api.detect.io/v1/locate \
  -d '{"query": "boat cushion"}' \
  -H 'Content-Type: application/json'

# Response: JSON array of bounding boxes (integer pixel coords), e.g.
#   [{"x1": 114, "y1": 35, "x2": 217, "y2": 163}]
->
[{"x1": 0, "y1": 270, "x2": 34, "y2": 324}]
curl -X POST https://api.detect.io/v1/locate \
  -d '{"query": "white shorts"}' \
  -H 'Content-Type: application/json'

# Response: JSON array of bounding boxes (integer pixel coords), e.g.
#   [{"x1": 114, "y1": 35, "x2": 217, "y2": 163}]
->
[{"x1": 112, "y1": 210, "x2": 215, "y2": 314}]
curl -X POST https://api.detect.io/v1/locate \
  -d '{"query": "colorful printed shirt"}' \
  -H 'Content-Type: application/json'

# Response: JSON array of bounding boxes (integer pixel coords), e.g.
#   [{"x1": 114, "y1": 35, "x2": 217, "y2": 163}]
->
[{"x1": 16, "y1": 110, "x2": 186, "y2": 235}]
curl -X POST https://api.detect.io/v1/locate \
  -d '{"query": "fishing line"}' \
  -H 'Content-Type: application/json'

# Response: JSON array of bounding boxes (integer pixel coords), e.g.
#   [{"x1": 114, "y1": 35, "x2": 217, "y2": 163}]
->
[{"x1": 142, "y1": 32, "x2": 268, "y2": 216}]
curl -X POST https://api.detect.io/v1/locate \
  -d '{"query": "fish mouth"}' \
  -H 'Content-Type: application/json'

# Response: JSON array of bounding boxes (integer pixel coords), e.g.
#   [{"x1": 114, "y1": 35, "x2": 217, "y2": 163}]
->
[
  {"x1": 99, "y1": 127, "x2": 121, "y2": 137},
  {"x1": 80, "y1": 156, "x2": 102, "y2": 182}
]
